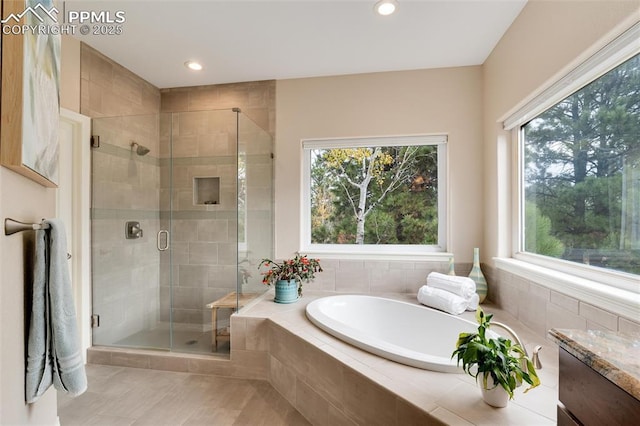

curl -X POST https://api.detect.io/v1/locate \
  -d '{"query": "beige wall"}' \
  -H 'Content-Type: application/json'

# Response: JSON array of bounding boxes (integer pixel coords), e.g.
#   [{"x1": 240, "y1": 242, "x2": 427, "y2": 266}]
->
[
  {"x1": 0, "y1": 171, "x2": 58, "y2": 425},
  {"x1": 275, "y1": 66, "x2": 484, "y2": 262},
  {"x1": 0, "y1": 35, "x2": 80, "y2": 425}
]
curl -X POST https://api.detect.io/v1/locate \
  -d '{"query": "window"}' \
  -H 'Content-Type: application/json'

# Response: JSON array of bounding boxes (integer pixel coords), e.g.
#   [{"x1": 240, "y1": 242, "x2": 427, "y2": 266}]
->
[
  {"x1": 237, "y1": 153, "x2": 247, "y2": 252},
  {"x1": 512, "y1": 42, "x2": 639, "y2": 282},
  {"x1": 301, "y1": 135, "x2": 447, "y2": 256}
]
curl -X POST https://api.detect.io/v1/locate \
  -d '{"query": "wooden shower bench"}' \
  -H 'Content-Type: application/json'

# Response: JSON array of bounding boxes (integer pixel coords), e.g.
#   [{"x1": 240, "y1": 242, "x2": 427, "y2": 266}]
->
[{"x1": 206, "y1": 292, "x2": 257, "y2": 350}]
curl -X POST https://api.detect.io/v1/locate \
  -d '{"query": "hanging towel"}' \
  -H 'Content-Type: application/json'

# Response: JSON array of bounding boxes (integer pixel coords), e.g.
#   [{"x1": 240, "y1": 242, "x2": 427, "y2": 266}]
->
[
  {"x1": 417, "y1": 285, "x2": 468, "y2": 315},
  {"x1": 426, "y1": 272, "x2": 476, "y2": 300},
  {"x1": 26, "y1": 219, "x2": 87, "y2": 403},
  {"x1": 25, "y1": 228, "x2": 54, "y2": 403}
]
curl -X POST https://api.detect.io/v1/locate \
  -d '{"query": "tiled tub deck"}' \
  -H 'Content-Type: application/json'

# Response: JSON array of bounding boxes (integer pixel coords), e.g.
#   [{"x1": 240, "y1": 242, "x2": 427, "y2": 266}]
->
[{"x1": 233, "y1": 291, "x2": 558, "y2": 425}]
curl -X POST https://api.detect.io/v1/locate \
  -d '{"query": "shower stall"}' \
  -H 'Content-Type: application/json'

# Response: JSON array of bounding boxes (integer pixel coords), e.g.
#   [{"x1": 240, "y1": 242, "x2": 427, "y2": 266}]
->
[{"x1": 90, "y1": 108, "x2": 273, "y2": 356}]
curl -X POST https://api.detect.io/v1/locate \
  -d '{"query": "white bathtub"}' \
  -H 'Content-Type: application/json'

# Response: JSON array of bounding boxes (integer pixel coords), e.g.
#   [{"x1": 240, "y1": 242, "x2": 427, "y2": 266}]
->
[{"x1": 306, "y1": 294, "x2": 492, "y2": 373}]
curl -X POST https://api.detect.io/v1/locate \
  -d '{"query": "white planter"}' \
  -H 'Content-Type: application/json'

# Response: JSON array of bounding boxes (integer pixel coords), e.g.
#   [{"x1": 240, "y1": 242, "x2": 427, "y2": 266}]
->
[{"x1": 479, "y1": 373, "x2": 510, "y2": 408}]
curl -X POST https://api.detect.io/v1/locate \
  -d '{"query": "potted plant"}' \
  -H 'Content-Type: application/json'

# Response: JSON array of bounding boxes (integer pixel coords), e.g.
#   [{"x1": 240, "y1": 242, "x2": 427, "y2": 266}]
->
[
  {"x1": 259, "y1": 254, "x2": 322, "y2": 303},
  {"x1": 451, "y1": 308, "x2": 540, "y2": 407}
]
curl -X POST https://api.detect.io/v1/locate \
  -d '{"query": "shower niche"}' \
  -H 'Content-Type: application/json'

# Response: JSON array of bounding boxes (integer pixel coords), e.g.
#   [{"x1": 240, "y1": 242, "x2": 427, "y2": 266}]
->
[{"x1": 193, "y1": 176, "x2": 220, "y2": 205}]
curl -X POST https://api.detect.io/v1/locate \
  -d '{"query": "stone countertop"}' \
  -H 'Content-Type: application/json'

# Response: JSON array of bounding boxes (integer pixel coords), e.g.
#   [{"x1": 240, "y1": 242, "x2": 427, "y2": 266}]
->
[{"x1": 549, "y1": 328, "x2": 640, "y2": 400}]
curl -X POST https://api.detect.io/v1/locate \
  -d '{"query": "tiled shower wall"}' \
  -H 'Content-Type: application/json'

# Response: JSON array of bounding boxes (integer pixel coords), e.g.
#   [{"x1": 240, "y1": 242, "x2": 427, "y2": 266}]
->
[
  {"x1": 81, "y1": 44, "x2": 162, "y2": 344},
  {"x1": 158, "y1": 110, "x2": 240, "y2": 328},
  {"x1": 160, "y1": 81, "x2": 275, "y2": 138},
  {"x1": 80, "y1": 45, "x2": 160, "y2": 119},
  {"x1": 159, "y1": 82, "x2": 276, "y2": 329}
]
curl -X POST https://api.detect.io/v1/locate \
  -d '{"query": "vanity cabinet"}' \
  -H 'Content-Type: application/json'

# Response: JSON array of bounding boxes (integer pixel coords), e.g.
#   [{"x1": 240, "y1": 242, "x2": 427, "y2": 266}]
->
[
  {"x1": 550, "y1": 329, "x2": 640, "y2": 426},
  {"x1": 558, "y1": 348, "x2": 640, "y2": 425}
]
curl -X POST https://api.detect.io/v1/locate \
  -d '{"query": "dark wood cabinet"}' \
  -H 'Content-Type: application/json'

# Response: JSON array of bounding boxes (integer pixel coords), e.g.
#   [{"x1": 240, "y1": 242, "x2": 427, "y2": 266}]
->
[{"x1": 558, "y1": 348, "x2": 640, "y2": 425}]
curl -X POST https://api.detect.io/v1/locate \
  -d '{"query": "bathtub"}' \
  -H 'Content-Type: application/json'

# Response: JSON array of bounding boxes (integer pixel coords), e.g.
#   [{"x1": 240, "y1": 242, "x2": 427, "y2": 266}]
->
[{"x1": 306, "y1": 294, "x2": 493, "y2": 373}]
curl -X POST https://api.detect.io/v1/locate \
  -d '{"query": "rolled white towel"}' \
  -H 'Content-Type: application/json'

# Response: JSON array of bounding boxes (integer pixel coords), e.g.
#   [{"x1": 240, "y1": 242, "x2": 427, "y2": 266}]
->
[
  {"x1": 426, "y1": 272, "x2": 476, "y2": 300},
  {"x1": 417, "y1": 285, "x2": 467, "y2": 315},
  {"x1": 466, "y1": 293, "x2": 480, "y2": 311}
]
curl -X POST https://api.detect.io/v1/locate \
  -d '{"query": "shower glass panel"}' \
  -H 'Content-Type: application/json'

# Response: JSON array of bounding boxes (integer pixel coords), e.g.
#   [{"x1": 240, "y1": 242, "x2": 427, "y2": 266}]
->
[
  {"x1": 237, "y1": 114, "x2": 274, "y2": 298},
  {"x1": 165, "y1": 109, "x2": 240, "y2": 355},
  {"x1": 90, "y1": 108, "x2": 271, "y2": 357}
]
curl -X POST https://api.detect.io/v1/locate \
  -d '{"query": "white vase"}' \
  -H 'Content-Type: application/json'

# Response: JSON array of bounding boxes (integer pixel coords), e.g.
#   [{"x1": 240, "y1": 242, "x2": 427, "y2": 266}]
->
[
  {"x1": 479, "y1": 373, "x2": 509, "y2": 408},
  {"x1": 468, "y1": 248, "x2": 488, "y2": 303},
  {"x1": 448, "y1": 256, "x2": 456, "y2": 276}
]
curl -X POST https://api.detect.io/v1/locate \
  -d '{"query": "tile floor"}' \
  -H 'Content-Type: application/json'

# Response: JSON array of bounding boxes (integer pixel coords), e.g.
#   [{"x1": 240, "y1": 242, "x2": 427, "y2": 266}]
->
[{"x1": 57, "y1": 364, "x2": 310, "y2": 426}]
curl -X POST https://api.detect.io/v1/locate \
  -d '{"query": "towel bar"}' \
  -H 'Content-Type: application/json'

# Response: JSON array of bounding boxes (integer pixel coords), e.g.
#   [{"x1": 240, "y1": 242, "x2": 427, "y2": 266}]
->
[
  {"x1": 4, "y1": 218, "x2": 72, "y2": 260},
  {"x1": 4, "y1": 218, "x2": 50, "y2": 236}
]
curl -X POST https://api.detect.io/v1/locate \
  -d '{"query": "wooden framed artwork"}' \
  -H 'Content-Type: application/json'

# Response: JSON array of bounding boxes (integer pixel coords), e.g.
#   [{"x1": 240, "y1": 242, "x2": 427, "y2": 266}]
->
[{"x1": 1, "y1": 0, "x2": 61, "y2": 187}]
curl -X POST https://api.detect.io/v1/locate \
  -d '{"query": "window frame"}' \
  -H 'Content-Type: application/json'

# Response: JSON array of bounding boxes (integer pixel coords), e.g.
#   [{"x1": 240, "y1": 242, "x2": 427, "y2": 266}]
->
[
  {"x1": 300, "y1": 134, "x2": 448, "y2": 260},
  {"x1": 505, "y1": 22, "x2": 640, "y2": 294}
]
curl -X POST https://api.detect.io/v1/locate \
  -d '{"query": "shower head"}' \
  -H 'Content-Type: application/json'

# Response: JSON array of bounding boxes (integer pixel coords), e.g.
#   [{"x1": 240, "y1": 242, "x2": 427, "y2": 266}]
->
[{"x1": 131, "y1": 141, "x2": 150, "y2": 156}]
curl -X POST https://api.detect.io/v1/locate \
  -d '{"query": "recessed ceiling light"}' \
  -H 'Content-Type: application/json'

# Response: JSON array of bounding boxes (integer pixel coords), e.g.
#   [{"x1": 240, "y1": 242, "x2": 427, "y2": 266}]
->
[
  {"x1": 374, "y1": 0, "x2": 397, "y2": 16},
  {"x1": 184, "y1": 61, "x2": 203, "y2": 71}
]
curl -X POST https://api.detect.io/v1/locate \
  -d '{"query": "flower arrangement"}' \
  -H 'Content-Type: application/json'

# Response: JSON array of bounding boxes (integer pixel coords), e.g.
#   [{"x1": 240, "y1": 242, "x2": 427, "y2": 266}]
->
[{"x1": 259, "y1": 254, "x2": 322, "y2": 297}]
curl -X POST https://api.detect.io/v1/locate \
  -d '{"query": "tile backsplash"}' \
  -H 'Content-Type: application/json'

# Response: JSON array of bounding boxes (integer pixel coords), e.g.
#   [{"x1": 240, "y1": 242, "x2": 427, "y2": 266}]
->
[
  {"x1": 487, "y1": 265, "x2": 640, "y2": 340},
  {"x1": 301, "y1": 259, "x2": 471, "y2": 294}
]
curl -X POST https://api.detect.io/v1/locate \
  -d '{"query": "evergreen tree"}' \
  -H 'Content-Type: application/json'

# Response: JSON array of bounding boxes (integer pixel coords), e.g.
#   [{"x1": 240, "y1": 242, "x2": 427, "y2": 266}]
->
[{"x1": 523, "y1": 54, "x2": 639, "y2": 273}]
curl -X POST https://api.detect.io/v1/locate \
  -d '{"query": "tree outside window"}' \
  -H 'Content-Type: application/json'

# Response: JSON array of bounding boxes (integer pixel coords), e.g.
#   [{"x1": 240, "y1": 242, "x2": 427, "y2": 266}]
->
[
  {"x1": 307, "y1": 140, "x2": 441, "y2": 247},
  {"x1": 522, "y1": 53, "x2": 639, "y2": 275}
]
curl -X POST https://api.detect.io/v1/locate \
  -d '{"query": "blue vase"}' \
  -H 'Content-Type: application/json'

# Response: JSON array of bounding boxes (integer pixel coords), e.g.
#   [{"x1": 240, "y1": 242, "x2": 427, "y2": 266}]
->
[{"x1": 274, "y1": 280, "x2": 299, "y2": 304}]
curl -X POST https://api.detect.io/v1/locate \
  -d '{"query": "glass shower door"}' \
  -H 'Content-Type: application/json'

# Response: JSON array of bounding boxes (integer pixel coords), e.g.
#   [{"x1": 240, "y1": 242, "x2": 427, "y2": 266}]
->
[{"x1": 90, "y1": 113, "x2": 169, "y2": 350}]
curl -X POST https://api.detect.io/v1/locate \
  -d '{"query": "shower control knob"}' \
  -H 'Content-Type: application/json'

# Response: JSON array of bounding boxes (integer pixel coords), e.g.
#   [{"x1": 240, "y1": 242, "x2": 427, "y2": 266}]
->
[{"x1": 125, "y1": 221, "x2": 144, "y2": 239}]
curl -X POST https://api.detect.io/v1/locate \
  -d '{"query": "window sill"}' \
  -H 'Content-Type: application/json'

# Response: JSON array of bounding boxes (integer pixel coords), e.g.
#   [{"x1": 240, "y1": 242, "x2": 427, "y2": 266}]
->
[
  {"x1": 494, "y1": 258, "x2": 640, "y2": 321},
  {"x1": 299, "y1": 250, "x2": 452, "y2": 262}
]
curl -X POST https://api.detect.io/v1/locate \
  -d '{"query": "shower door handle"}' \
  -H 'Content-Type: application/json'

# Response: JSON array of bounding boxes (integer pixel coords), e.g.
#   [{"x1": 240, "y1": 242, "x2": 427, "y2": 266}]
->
[{"x1": 157, "y1": 230, "x2": 170, "y2": 251}]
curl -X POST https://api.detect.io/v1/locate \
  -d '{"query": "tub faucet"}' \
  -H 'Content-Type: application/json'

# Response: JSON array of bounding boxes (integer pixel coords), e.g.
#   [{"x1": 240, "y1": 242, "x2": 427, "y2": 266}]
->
[{"x1": 491, "y1": 321, "x2": 543, "y2": 370}]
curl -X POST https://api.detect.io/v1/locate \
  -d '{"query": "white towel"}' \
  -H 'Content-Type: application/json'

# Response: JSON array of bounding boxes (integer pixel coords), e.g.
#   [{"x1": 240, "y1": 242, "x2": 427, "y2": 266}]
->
[
  {"x1": 25, "y1": 227, "x2": 54, "y2": 402},
  {"x1": 26, "y1": 219, "x2": 87, "y2": 403},
  {"x1": 426, "y1": 272, "x2": 476, "y2": 300},
  {"x1": 417, "y1": 285, "x2": 468, "y2": 315},
  {"x1": 466, "y1": 293, "x2": 480, "y2": 311}
]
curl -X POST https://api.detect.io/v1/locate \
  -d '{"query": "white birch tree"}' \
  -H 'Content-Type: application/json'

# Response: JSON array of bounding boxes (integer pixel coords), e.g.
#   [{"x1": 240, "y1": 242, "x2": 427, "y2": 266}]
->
[{"x1": 322, "y1": 147, "x2": 419, "y2": 244}]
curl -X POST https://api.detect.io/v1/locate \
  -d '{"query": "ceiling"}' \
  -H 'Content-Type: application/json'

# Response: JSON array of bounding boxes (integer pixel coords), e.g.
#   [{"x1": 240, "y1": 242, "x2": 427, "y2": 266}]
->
[{"x1": 67, "y1": 0, "x2": 527, "y2": 89}]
